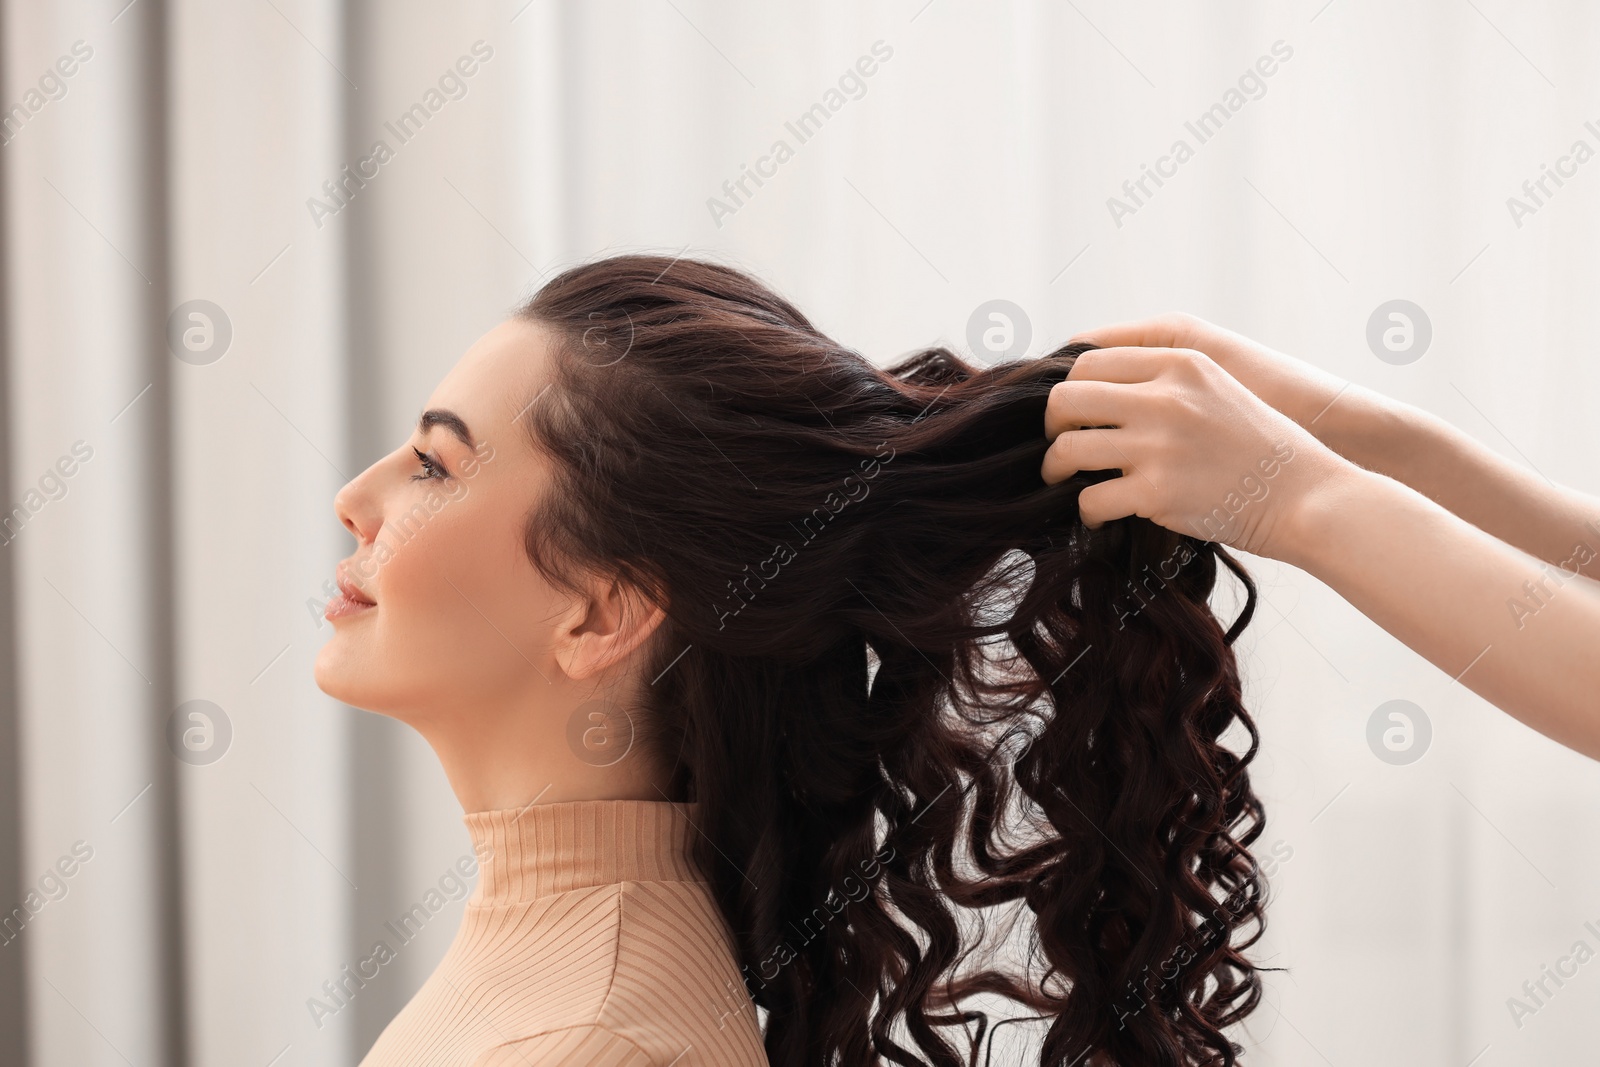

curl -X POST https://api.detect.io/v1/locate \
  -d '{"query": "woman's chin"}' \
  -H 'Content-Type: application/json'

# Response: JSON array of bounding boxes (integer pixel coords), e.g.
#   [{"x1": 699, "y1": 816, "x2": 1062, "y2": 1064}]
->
[
  {"x1": 314, "y1": 640, "x2": 419, "y2": 718},
  {"x1": 313, "y1": 638, "x2": 364, "y2": 705}
]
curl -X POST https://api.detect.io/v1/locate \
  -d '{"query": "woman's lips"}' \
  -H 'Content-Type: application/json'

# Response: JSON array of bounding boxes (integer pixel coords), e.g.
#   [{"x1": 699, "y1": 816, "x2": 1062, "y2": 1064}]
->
[
  {"x1": 324, "y1": 592, "x2": 375, "y2": 621},
  {"x1": 327, "y1": 570, "x2": 377, "y2": 621}
]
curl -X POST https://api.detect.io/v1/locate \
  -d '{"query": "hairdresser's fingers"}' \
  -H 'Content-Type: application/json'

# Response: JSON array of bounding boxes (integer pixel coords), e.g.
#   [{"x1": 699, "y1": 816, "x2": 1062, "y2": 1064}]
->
[
  {"x1": 1071, "y1": 314, "x2": 1353, "y2": 432},
  {"x1": 1074, "y1": 475, "x2": 1145, "y2": 529},
  {"x1": 1043, "y1": 379, "x2": 1142, "y2": 437},
  {"x1": 1046, "y1": 347, "x2": 1217, "y2": 438},
  {"x1": 1061, "y1": 345, "x2": 1177, "y2": 385},
  {"x1": 1040, "y1": 427, "x2": 1132, "y2": 485},
  {"x1": 1068, "y1": 313, "x2": 1197, "y2": 351},
  {"x1": 1042, "y1": 337, "x2": 1356, "y2": 555}
]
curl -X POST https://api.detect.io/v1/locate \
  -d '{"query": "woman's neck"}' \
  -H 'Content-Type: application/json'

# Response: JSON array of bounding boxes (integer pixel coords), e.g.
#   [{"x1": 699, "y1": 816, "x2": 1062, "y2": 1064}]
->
[{"x1": 402, "y1": 690, "x2": 673, "y2": 815}]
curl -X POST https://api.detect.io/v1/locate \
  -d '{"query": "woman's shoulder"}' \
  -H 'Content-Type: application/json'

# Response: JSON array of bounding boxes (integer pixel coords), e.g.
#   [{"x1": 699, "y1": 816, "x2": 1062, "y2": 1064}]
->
[
  {"x1": 467, "y1": 1024, "x2": 656, "y2": 1066},
  {"x1": 468, "y1": 1018, "x2": 768, "y2": 1067},
  {"x1": 594, "y1": 880, "x2": 767, "y2": 1065}
]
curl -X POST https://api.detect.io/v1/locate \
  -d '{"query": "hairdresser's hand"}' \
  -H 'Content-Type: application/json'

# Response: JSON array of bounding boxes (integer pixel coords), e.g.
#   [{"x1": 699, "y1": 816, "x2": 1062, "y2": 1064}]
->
[
  {"x1": 1067, "y1": 312, "x2": 1352, "y2": 433},
  {"x1": 1059, "y1": 319, "x2": 1600, "y2": 767},
  {"x1": 1041, "y1": 345, "x2": 1351, "y2": 559},
  {"x1": 1072, "y1": 314, "x2": 1600, "y2": 583}
]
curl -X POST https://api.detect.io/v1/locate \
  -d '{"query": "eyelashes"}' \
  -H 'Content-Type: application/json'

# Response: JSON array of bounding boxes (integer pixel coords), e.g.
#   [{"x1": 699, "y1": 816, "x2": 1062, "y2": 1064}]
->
[{"x1": 411, "y1": 446, "x2": 448, "y2": 481}]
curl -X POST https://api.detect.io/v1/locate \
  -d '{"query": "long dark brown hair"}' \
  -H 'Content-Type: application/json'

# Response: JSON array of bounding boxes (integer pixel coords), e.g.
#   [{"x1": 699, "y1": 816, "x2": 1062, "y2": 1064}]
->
[{"x1": 516, "y1": 255, "x2": 1267, "y2": 1066}]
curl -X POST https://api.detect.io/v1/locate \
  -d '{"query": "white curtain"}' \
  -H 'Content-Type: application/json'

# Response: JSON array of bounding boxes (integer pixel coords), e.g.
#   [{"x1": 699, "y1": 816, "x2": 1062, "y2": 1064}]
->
[{"x1": 3, "y1": 1, "x2": 1597, "y2": 1064}]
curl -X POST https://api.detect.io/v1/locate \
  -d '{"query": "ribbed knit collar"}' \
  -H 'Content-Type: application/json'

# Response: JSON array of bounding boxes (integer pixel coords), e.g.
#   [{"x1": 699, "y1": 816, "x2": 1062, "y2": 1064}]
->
[{"x1": 462, "y1": 799, "x2": 704, "y2": 906}]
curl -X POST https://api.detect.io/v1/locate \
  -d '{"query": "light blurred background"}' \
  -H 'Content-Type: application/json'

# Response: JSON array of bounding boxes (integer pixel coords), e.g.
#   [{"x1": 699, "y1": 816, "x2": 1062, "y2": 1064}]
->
[{"x1": 2, "y1": 1, "x2": 1598, "y2": 1064}]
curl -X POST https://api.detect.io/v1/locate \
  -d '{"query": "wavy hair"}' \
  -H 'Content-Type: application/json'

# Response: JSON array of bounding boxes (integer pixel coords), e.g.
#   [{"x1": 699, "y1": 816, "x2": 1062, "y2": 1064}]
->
[{"x1": 515, "y1": 255, "x2": 1267, "y2": 1066}]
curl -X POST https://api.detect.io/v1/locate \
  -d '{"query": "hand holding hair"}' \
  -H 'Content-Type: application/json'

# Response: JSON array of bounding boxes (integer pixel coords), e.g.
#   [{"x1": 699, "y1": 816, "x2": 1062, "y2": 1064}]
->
[
  {"x1": 1040, "y1": 341, "x2": 1344, "y2": 559},
  {"x1": 1051, "y1": 313, "x2": 1600, "y2": 763}
]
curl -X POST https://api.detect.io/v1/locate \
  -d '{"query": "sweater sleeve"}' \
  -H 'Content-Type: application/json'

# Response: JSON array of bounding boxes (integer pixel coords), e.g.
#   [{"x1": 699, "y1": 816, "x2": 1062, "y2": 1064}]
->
[{"x1": 469, "y1": 1025, "x2": 667, "y2": 1067}]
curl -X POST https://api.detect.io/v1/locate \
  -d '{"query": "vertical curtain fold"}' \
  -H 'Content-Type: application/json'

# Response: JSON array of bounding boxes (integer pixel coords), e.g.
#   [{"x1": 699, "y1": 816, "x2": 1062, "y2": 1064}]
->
[
  {"x1": 4, "y1": 1, "x2": 188, "y2": 1063},
  {"x1": 0, "y1": 9, "x2": 25, "y2": 1064}
]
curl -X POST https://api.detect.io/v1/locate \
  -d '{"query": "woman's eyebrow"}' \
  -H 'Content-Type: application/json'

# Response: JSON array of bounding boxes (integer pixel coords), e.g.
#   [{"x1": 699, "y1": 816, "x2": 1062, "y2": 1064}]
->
[{"x1": 419, "y1": 408, "x2": 475, "y2": 448}]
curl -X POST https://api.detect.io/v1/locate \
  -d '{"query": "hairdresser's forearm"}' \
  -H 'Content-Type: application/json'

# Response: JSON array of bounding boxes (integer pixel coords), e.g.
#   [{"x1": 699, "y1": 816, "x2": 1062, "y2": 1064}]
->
[
  {"x1": 1314, "y1": 387, "x2": 1600, "y2": 578},
  {"x1": 1276, "y1": 465, "x2": 1600, "y2": 761}
]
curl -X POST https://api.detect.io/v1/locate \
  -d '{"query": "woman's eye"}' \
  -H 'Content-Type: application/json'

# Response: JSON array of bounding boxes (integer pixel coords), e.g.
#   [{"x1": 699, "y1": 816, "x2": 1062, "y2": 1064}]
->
[{"x1": 411, "y1": 446, "x2": 447, "y2": 481}]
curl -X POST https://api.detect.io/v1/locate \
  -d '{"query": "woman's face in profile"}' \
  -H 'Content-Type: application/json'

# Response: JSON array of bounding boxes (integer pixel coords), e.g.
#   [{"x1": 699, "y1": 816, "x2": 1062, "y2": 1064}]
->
[{"x1": 314, "y1": 318, "x2": 567, "y2": 724}]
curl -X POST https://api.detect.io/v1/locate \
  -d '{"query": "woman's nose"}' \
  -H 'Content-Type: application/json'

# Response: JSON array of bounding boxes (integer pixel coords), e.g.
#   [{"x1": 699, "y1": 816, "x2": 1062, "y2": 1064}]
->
[{"x1": 333, "y1": 462, "x2": 384, "y2": 544}]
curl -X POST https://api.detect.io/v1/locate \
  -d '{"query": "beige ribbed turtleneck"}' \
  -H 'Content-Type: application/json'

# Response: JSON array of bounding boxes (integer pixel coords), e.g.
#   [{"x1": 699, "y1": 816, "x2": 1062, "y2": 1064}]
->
[{"x1": 358, "y1": 800, "x2": 767, "y2": 1066}]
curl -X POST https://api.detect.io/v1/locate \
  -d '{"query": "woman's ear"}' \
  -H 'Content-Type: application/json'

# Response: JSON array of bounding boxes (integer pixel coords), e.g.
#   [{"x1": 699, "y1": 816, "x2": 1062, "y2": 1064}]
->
[{"x1": 551, "y1": 574, "x2": 666, "y2": 681}]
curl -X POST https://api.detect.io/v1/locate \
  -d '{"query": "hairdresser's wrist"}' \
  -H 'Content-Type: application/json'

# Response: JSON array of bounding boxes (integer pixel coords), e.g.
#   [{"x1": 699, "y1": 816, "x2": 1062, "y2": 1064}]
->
[{"x1": 1259, "y1": 454, "x2": 1378, "y2": 572}]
